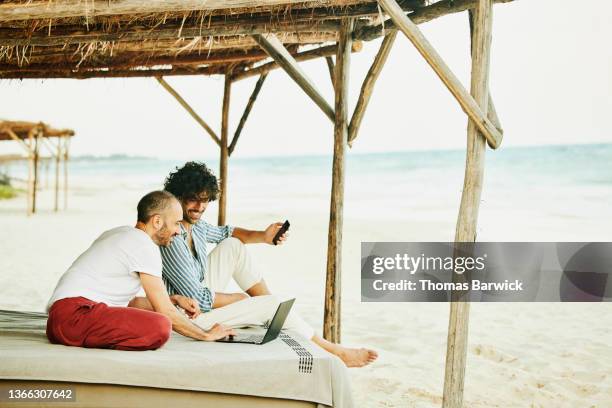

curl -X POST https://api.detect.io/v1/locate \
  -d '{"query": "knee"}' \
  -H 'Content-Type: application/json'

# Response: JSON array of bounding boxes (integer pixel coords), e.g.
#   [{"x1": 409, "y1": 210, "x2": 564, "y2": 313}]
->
[
  {"x1": 220, "y1": 237, "x2": 246, "y2": 255},
  {"x1": 146, "y1": 314, "x2": 172, "y2": 349},
  {"x1": 257, "y1": 294, "x2": 280, "y2": 307}
]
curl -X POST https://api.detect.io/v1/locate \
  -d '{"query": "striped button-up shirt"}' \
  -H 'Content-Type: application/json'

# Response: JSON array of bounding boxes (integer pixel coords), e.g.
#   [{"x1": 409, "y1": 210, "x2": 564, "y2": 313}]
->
[{"x1": 160, "y1": 221, "x2": 234, "y2": 312}]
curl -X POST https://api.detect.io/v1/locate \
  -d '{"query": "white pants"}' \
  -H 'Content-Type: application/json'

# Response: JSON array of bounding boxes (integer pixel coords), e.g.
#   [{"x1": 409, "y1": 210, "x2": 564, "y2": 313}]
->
[{"x1": 193, "y1": 238, "x2": 315, "y2": 339}]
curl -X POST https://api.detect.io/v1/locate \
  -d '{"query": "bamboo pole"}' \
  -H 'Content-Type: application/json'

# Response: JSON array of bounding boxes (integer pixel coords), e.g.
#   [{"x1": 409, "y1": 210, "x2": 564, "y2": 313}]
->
[
  {"x1": 376, "y1": 0, "x2": 502, "y2": 149},
  {"x1": 229, "y1": 73, "x2": 267, "y2": 156},
  {"x1": 324, "y1": 18, "x2": 353, "y2": 344},
  {"x1": 253, "y1": 33, "x2": 335, "y2": 122},
  {"x1": 156, "y1": 76, "x2": 222, "y2": 148},
  {"x1": 348, "y1": 30, "x2": 397, "y2": 147},
  {"x1": 442, "y1": 2, "x2": 493, "y2": 407},
  {"x1": 218, "y1": 73, "x2": 231, "y2": 226}
]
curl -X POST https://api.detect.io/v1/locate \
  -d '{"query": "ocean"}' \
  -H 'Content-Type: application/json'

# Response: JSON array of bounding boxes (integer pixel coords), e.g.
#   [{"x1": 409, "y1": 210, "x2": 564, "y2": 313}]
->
[{"x1": 3, "y1": 143, "x2": 611, "y2": 233}]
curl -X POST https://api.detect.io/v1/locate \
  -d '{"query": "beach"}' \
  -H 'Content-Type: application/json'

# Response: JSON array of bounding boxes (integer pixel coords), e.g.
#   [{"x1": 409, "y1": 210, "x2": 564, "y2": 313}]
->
[{"x1": 1, "y1": 144, "x2": 611, "y2": 407}]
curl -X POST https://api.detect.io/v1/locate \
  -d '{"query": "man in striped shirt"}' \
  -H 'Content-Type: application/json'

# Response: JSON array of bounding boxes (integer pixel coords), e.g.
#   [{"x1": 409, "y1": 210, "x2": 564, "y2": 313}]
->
[{"x1": 161, "y1": 162, "x2": 377, "y2": 368}]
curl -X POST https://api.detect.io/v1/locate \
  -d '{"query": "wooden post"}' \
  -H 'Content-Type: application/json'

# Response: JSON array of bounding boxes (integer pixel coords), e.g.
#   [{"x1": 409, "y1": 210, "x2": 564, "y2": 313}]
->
[
  {"x1": 6, "y1": 128, "x2": 34, "y2": 216},
  {"x1": 442, "y1": 1, "x2": 493, "y2": 407},
  {"x1": 325, "y1": 56, "x2": 335, "y2": 91},
  {"x1": 26, "y1": 129, "x2": 35, "y2": 215},
  {"x1": 377, "y1": 0, "x2": 502, "y2": 149},
  {"x1": 32, "y1": 129, "x2": 40, "y2": 213},
  {"x1": 54, "y1": 137, "x2": 60, "y2": 211},
  {"x1": 348, "y1": 30, "x2": 397, "y2": 146},
  {"x1": 218, "y1": 73, "x2": 231, "y2": 226},
  {"x1": 324, "y1": 18, "x2": 353, "y2": 344},
  {"x1": 63, "y1": 136, "x2": 70, "y2": 210}
]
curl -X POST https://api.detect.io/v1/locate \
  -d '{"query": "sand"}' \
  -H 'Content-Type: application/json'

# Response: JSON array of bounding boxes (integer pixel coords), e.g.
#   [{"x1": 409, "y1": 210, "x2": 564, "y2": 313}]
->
[{"x1": 1, "y1": 187, "x2": 611, "y2": 407}]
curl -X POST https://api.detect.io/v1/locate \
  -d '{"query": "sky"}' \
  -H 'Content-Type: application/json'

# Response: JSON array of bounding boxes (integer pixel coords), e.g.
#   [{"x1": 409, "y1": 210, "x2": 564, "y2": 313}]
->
[{"x1": 1, "y1": 0, "x2": 611, "y2": 159}]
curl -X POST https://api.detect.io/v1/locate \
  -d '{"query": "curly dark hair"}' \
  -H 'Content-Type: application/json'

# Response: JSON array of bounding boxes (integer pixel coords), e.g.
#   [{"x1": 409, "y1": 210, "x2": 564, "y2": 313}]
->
[{"x1": 164, "y1": 161, "x2": 219, "y2": 202}]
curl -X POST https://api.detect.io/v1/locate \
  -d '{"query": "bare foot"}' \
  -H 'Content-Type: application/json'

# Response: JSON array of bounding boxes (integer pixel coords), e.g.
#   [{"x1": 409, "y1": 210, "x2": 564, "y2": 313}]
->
[{"x1": 338, "y1": 347, "x2": 378, "y2": 368}]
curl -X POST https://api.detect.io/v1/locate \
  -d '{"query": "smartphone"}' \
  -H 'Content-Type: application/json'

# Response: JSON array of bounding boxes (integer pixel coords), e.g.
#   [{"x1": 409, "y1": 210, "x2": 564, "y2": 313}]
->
[{"x1": 272, "y1": 220, "x2": 290, "y2": 245}]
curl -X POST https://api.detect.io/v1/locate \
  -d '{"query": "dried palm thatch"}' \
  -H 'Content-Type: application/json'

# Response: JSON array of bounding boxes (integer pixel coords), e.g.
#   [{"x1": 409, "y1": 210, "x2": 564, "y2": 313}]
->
[
  {"x1": 0, "y1": 120, "x2": 74, "y2": 141},
  {"x1": 0, "y1": 0, "x2": 511, "y2": 79}
]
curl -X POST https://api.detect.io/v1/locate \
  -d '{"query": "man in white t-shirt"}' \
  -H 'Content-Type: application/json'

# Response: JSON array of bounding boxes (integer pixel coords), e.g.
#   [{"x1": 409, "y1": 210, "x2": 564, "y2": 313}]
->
[{"x1": 46, "y1": 190, "x2": 234, "y2": 351}]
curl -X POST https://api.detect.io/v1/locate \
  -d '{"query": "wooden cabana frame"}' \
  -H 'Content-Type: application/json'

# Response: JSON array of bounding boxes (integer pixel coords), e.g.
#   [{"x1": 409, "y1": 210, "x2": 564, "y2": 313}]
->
[
  {"x1": 0, "y1": 1, "x2": 515, "y2": 406},
  {"x1": 0, "y1": 121, "x2": 74, "y2": 215}
]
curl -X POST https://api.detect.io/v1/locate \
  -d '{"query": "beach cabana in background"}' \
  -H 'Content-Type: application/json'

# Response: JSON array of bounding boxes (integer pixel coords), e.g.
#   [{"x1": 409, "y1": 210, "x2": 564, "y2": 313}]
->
[
  {"x1": 0, "y1": 0, "x2": 511, "y2": 406},
  {"x1": 0, "y1": 120, "x2": 74, "y2": 215}
]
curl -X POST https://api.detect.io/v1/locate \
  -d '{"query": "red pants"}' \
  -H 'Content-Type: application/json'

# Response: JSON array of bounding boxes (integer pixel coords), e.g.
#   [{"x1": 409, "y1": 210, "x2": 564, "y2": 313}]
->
[{"x1": 47, "y1": 297, "x2": 172, "y2": 351}]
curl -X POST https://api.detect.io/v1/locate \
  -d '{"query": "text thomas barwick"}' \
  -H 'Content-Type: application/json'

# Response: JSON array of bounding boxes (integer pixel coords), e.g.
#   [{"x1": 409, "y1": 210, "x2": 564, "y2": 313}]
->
[{"x1": 372, "y1": 279, "x2": 524, "y2": 292}]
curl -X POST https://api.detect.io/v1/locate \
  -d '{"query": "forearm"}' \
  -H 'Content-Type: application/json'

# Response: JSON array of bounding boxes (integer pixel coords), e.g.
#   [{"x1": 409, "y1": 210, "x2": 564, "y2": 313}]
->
[
  {"x1": 132, "y1": 296, "x2": 210, "y2": 340},
  {"x1": 159, "y1": 306, "x2": 212, "y2": 341},
  {"x1": 213, "y1": 292, "x2": 249, "y2": 308},
  {"x1": 231, "y1": 227, "x2": 266, "y2": 244}
]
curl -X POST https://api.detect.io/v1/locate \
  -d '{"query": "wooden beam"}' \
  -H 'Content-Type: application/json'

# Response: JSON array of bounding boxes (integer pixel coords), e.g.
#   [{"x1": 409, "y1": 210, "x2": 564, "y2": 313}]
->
[
  {"x1": 325, "y1": 56, "x2": 336, "y2": 92},
  {"x1": 253, "y1": 33, "x2": 335, "y2": 122},
  {"x1": 323, "y1": 18, "x2": 353, "y2": 344},
  {"x1": 0, "y1": 43, "x2": 358, "y2": 79},
  {"x1": 377, "y1": 0, "x2": 502, "y2": 149},
  {"x1": 155, "y1": 76, "x2": 221, "y2": 148},
  {"x1": 232, "y1": 42, "x2": 361, "y2": 82},
  {"x1": 356, "y1": 0, "x2": 513, "y2": 42},
  {"x1": 1, "y1": 64, "x2": 229, "y2": 79},
  {"x1": 348, "y1": 30, "x2": 397, "y2": 147},
  {"x1": 218, "y1": 73, "x2": 232, "y2": 226},
  {"x1": 2, "y1": 128, "x2": 33, "y2": 155},
  {"x1": 0, "y1": 50, "x2": 271, "y2": 74},
  {"x1": 229, "y1": 73, "x2": 268, "y2": 157},
  {"x1": 0, "y1": 20, "x2": 342, "y2": 48},
  {"x1": 443, "y1": 2, "x2": 494, "y2": 407}
]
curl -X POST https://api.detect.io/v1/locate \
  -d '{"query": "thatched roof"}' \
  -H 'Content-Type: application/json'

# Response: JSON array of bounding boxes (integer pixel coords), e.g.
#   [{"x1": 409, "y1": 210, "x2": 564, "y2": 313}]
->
[
  {"x1": 0, "y1": 120, "x2": 74, "y2": 141},
  {"x1": 0, "y1": 0, "x2": 512, "y2": 80}
]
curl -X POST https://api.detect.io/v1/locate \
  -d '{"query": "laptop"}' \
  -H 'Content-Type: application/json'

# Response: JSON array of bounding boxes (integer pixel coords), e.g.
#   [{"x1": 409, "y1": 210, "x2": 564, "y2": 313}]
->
[{"x1": 216, "y1": 298, "x2": 295, "y2": 345}]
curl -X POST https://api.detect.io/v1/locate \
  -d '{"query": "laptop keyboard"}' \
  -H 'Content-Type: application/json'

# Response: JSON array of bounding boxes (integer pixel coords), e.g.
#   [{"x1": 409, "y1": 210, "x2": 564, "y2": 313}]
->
[{"x1": 239, "y1": 334, "x2": 264, "y2": 343}]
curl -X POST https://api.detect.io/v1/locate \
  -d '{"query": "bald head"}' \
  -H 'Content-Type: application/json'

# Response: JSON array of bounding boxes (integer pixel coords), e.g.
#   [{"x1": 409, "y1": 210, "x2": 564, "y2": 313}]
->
[{"x1": 137, "y1": 190, "x2": 177, "y2": 223}]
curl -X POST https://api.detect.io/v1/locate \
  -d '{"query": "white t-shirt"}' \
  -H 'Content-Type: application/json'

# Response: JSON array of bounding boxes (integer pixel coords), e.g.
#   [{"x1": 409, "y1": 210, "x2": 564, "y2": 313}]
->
[{"x1": 47, "y1": 226, "x2": 162, "y2": 311}]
